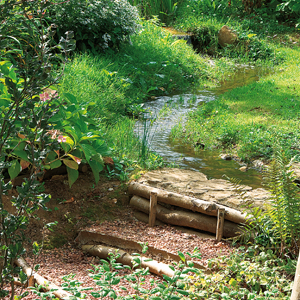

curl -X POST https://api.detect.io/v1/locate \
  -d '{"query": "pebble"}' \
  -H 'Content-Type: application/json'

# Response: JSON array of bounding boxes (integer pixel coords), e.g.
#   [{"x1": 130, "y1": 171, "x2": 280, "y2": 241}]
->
[
  {"x1": 239, "y1": 166, "x2": 247, "y2": 172},
  {"x1": 220, "y1": 154, "x2": 232, "y2": 160}
]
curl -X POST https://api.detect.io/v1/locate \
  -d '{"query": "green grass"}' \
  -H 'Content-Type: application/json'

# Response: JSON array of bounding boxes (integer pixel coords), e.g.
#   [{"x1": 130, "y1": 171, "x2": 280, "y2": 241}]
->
[
  {"x1": 58, "y1": 20, "x2": 241, "y2": 172},
  {"x1": 172, "y1": 0, "x2": 298, "y2": 64},
  {"x1": 171, "y1": 45, "x2": 300, "y2": 163}
]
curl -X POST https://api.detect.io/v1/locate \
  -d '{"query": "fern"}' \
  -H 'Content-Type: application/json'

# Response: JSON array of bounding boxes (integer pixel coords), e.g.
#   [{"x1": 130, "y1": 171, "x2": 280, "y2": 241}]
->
[
  {"x1": 228, "y1": 149, "x2": 300, "y2": 256},
  {"x1": 263, "y1": 149, "x2": 300, "y2": 255}
]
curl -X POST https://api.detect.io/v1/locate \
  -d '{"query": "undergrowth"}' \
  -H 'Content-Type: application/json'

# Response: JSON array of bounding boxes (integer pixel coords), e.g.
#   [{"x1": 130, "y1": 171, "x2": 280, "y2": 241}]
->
[{"x1": 31, "y1": 245, "x2": 294, "y2": 299}]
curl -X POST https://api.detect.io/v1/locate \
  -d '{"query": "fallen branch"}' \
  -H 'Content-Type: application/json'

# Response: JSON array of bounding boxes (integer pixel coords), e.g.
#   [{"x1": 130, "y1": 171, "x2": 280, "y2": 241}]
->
[
  {"x1": 15, "y1": 257, "x2": 73, "y2": 299},
  {"x1": 128, "y1": 182, "x2": 247, "y2": 224},
  {"x1": 82, "y1": 244, "x2": 175, "y2": 278},
  {"x1": 130, "y1": 195, "x2": 240, "y2": 238}
]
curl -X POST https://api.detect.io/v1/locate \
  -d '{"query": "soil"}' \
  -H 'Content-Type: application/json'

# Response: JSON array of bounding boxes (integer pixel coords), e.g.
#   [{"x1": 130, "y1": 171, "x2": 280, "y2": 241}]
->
[{"x1": 3, "y1": 167, "x2": 258, "y2": 299}]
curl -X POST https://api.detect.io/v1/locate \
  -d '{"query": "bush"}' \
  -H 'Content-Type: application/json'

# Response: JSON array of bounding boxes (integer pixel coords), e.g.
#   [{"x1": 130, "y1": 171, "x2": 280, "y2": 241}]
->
[{"x1": 47, "y1": 0, "x2": 141, "y2": 51}]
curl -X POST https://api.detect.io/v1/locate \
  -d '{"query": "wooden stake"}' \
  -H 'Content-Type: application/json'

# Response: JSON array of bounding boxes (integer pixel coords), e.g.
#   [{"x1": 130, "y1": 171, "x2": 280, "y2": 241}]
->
[
  {"x1": 216, "y1": 208, "x2": 225, "y2": 242},
  {"x1": 149, "y1": 192, "x2": 157, "y2": 227}
]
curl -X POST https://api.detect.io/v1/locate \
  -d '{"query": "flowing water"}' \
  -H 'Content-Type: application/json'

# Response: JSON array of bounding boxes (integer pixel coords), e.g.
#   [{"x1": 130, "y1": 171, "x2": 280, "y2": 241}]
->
[{"x1": 135, "y1": 65, "x2": 271, "y2": 189}]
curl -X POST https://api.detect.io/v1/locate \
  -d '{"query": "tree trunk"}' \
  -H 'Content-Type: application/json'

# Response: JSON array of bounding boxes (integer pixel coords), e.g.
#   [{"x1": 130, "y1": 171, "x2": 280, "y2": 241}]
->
[
  {"x1": 128, "y1": 182, "x2": 247, "y2": 224},
  {"x1": 130, "y1": 195, "x2": 241, "y2": 238}
]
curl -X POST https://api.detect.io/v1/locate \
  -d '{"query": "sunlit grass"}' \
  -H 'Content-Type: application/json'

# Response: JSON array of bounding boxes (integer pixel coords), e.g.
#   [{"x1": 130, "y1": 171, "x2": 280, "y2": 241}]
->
[{"x1": 171, "y1": 46, "x2": 300, "y2": 162}]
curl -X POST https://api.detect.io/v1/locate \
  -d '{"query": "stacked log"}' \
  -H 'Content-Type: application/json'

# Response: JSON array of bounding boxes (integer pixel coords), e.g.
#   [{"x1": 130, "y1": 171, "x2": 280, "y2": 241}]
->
[{"x1": 128, "y1": 182, "x2": 245, "y2": 238}]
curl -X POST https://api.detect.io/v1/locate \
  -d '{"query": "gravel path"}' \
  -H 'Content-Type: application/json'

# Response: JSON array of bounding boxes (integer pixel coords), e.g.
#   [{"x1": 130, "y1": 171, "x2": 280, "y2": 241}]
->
[{"x1": 5, "y1": 220, "x2": 234, "y2": 299}]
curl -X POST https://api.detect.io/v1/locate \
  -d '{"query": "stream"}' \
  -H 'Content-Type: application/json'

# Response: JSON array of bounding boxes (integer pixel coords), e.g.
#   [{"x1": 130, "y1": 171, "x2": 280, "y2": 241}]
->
[{"x1": 135, "y1": 65, "x2": 271, "y2": 189}]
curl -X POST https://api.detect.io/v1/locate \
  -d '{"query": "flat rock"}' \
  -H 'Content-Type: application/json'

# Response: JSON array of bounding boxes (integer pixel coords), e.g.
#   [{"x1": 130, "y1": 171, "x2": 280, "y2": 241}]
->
[{"x1": 137, "y1": 168, "x2": 270, "y2": 210}]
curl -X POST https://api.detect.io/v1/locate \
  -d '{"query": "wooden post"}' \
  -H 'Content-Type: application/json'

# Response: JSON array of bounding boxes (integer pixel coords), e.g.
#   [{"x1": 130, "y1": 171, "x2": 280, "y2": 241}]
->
[
  {"x1": 149, "y1": 192, "x2": 157, "y2": 227},
  {"x1": 291, "y1": 250, "x2": 300, "y2": 300},
  {"x1": 216, "y1": 208, "x2": 225, "y2": 242}
]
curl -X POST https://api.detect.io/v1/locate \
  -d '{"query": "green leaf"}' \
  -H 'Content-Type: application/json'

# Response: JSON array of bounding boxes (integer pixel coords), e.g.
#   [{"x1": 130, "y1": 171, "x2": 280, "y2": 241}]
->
[
  {"x1": 50, "y1": 160, "x2": 62, "y2": 169},
  {"x1": 49, "y1": 113, "x2": 63, "y2": 123},
  {"x1": 80, "y1": 143, "x2": 97, "y2": 161},
  {"x1": 63, "y1": 92, "x2": 78, "y2": 104},
  {"x1": 12, "y1": 150, "x2": 30, "y2": 162},
  {"x1": 178, "y1": 251, "x2": 186, "y2": 263},
  {"x1": 111, "y1": 278, "x2": 120, "y2": 285},
  {"x1": 80, "y1": 132, "x2": 100, "y2": 142},
  {"x1": 8, "y1": 160, "x2": 21, "y2": 179},
  {"x1": 89, "y1": 160, "x2": 103, "y2": 184},
  {"x1": 77, "y1": 116, "x2": 88, "y2": 132},
  {"x1": 93, "y1": 140, "x2": 111, "y2": 156},
  {"x1": 91, "y1": 153, "x2": 104, "y2": 164},
  {"x1": 91, "y1": 292, "x2": 101, "y2": 297},
  {"x1": 229, "y1": 278, "x2": 237, "y2": 287},
  {"x1": 67, "y1": 167, "x2": 78, "y2": 187},
  {"x1": 162, "y1": 275, "x2": 172, "y2": 282},
  {"x1": 187, "y1": 261, "x2": 194, "y2": 267},
  {"x1": 0, "y1": 98, "x2": 12, "y2": 108},
  {"x1": 63, "y1": 159, "x2": 78, "y2": 170},
  {"x1": 44, "y1": 151, "x2": 57, "y2": 163},
  {"x1": 64, "y1": 126, "x2": 81, "y2": 144},
  {"x1": 176, "y1": 289, "x2": 189, "y2": 296}
]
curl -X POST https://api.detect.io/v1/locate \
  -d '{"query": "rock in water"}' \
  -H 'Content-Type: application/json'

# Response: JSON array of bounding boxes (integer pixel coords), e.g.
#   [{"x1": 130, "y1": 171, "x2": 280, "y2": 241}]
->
[
  {"x1": 218, "y1": 25, "x2": 238, "y2": 47},
  {"x1": 239, "y1": 166, "x2": 247, "y2": 172},
  {"x1": 220, "y1": 154, "x2": 232, "y2": 160}
]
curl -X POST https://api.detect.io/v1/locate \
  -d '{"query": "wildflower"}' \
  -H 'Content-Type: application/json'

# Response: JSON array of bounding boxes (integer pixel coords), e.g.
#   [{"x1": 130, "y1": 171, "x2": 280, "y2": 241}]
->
[
  {"x1": 39, "y1": 92, "x2": 50, "y2": 102},
  {"x1": 57, "y1": 135, "x2": 66, "y2": 143}
]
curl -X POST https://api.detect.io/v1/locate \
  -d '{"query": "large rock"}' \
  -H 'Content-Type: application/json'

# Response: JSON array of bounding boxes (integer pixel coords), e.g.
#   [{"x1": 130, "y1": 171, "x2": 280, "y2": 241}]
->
[
  {"x1": 136, "y1": 168, "x2": 270, "y2": 210},
  {"x1": 218, "y1": 25, "x2": 238, "y2": 47}
]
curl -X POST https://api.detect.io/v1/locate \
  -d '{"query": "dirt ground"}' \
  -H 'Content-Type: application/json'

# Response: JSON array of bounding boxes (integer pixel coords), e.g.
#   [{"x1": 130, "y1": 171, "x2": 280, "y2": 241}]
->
[
  {"x1": 3, "y1": 168, "x2": 248, "y2": 299},
  {"x1": 4, "y1": 170, "x2": 131, "y2": 251}
]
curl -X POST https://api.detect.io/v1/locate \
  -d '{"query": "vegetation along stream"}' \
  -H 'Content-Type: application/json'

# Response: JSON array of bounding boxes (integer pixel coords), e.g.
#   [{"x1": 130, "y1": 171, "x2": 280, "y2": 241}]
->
[{"x1": 135, "y1": 65, "x2": 271, "y2": 189}]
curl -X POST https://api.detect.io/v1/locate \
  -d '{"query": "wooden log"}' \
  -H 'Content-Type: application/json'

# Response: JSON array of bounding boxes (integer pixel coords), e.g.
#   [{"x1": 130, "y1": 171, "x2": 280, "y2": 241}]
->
[
  {"x1": 130, "y1": 195, "x2": 240, "y2": 238},
  {"x1": 128, "y1": 182, "x2": 247, "y2": 224},
  {"x1": 216, "y1": 208, "x2": 225, "y2": 242},
  {"x1": 134, "y1": 211, "x2": 165, "y2": 226},
  {"x1": 15, "y1": 257, "x2": 73, "y2": 299},
  {"x1": 149, "y1": 192, "x2": 158, "y2": 227},
  {"x1": 134, "y1": 211, "x2": 214, "y2": 240},
  {"x1": 82, "y1": 245, "x2": 175, "y2": 278},
  {"x1": 76, "y1": 230, "x2": 208, "y2": 272}
]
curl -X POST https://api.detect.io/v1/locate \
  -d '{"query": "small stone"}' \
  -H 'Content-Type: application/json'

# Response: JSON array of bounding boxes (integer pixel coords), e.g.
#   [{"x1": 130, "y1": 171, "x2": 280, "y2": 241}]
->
[
  {"x1": 220, "y1": 154, "x2": 232, "y2": 160},
  {"x1": 239, "y1": 166, "x2": 247, "y2": 172},
  {"x1": 253, "y1": 160, "x2": 264, "y2": 170},
  {"x1": 108, "y1": 188, "x2": 114, "y2": 192}
]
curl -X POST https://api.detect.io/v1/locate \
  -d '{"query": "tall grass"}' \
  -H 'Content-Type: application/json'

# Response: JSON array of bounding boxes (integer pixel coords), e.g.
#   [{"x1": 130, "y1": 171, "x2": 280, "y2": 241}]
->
[
  {"x1": 129, "y1": 0, "x2": 181, "y2": 22},
  {"x1": 59, "y1": 20, "x2": 228, "y2": 123}
]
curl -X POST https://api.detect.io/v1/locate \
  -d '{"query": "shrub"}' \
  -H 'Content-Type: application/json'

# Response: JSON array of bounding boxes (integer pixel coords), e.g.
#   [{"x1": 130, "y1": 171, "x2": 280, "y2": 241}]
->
[
  {"x1": 47, "y1": 0, "x2": 141, "y2": 51},
  {"x1": 0, "y1": 0, "x2": 73, "y2": 296}
]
